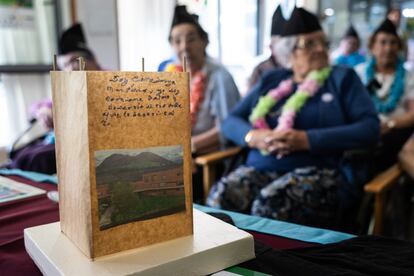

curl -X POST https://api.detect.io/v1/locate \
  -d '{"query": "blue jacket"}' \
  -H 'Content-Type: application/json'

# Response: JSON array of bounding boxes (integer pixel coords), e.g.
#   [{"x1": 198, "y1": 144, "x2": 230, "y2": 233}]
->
[
  {"x1": 335, "y1": 52, "x2": 366, "y2": 68},
  {"x1": 221, "y1": 66, "x2": 380, "y2": 172}
]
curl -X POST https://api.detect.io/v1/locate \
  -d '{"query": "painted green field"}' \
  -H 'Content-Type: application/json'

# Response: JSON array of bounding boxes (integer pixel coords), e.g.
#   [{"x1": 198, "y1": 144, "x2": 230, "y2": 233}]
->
[{"x1": 99, "y1": 185, "x2": 185, "y2": 229}]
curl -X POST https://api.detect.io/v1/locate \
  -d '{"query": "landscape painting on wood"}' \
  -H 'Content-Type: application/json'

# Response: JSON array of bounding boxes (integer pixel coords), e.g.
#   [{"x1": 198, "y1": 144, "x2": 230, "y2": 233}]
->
[{"x1": 95, "y1": 145, "x2": 185, "y2": 230}]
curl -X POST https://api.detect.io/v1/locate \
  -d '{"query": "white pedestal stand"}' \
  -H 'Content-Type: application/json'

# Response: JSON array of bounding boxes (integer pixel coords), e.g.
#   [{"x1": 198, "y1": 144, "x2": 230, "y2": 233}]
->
[{"x1": 24, "y1": 209, "x2": 255, "y2": 276}]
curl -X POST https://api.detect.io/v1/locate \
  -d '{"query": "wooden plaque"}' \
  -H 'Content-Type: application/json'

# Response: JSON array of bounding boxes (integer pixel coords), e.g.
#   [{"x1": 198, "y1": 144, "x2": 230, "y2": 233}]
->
[{"x1": 51, "y1": 71, "x2": 193, "y2": 258}]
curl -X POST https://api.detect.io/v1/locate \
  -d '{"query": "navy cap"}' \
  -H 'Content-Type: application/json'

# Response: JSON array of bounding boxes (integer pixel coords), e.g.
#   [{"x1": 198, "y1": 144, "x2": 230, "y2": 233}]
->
[
  {"x1": 281, "y1": 7, "x2": 322, "y2": 36},
  {"x1": 58, "y1": 23, "x2": 91, "y2": 55}
]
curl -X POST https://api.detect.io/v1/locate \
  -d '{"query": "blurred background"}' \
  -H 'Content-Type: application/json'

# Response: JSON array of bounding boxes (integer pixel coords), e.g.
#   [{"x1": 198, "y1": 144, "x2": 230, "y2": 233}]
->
[{"x1": 1, "y1": 0, "x2": 414, "y2": 161}]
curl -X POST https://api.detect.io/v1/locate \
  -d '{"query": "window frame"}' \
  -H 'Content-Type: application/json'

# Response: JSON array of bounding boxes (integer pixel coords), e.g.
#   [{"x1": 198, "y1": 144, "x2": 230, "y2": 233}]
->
[{"x1": 0, "y1": 0, "x2": 62, "y2": 74}]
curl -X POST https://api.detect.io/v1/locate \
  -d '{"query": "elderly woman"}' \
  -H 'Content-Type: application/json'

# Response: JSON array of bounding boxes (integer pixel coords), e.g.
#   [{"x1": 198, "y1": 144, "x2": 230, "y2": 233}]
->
[
  {"x1": 160, "y1": 6, "x2": 240, "y2": 201},
  {"x1": 161, "y1": 5, "x2": 240, "y2": 155},
  {"x1": 206, "y1": 7, "x2": 379, "y2": 228},
  {"x1": 355, "y1": 19, "x2": 414, "y2": 170}
]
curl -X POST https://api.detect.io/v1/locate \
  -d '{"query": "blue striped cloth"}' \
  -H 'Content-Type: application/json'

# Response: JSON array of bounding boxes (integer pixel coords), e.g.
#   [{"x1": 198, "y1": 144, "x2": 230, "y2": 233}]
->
[
  {"x1": 0, "y1": 169, "x2": 354, "y2": 244},
  {"x1": 195, "y1": 204, "x2": 354, "y2": 244},
  {"x1": 0, "y1": 169, "x2": 57, "y2": 184}
]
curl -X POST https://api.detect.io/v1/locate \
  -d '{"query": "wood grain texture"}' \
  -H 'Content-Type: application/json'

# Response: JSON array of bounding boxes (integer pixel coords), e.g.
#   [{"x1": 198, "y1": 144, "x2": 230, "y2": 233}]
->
[
  {"x1": 364, "y1": 164, "x2": 402, "y2": 194},
  {"x1": 51, "y1": 71, "x2": 92, "y2": 257},
  {"x1": 195, "y1": 147, "x2": 242, "y2": 165},
  {"x1": 195, "y1": 147, "x2": 242, "y2": 203},
  {"x1": 51, "y1": 71, "x2": 193, "y2": 258},
  {"x1": 364, "y1": 164, "x2": 402, "y2": 235}
]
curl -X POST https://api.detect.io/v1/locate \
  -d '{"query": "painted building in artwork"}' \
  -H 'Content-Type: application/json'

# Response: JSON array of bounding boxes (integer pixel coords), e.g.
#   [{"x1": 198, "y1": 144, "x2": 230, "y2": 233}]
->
[{"x1": 97, "y1": 164, "x2": 184, "y2": 198}]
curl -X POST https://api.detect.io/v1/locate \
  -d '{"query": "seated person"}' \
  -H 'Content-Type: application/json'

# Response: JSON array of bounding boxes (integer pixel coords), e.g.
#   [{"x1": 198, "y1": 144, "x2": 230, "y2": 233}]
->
[
  {"x1": 206, "y1": 7, "x2": 380, "y2": 229},
  {"x1": 56, "y1": 23, "x2": 101, "y2": 71},
  {"x1": 388, "y1": 7, "x2": 401, "y2": 30},
  {"x1": 7, "y1": 99, "x2": 56, "y2": 174},
  {"x1": 399, "y1": 135, "x2": 414, "y2": 179},
  {"x1": 161, "y1": 6, "x2": 240, "y2": 155},
  {"x1": 160, "y1": 5, "x2": 240, "y2": 201},
  {"x1": 355, "y1": 19, "x2": 414, "y2": 170},
  {"x1": 334, "y1": 25, "x2": 365, "y2": 68},
  {"x1": 6, "y1": 23, "x2": 101, "y2": 174},
  {"x1": 248, "y1": 5, "x2": 287, "y2": 90},
  {"x1": 388, "y1": 131, "x2": 414, "y2": 239}
]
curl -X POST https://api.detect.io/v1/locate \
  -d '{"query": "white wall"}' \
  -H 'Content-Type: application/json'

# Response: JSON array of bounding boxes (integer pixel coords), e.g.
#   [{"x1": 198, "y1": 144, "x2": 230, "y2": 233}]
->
[
  {"x1": 117, "y1": 0, "x2": 176, "y2": 72},
  {"x1": 60, "y1": 0, "x2": 73, "y2": 30},
  {"x1": 75, "y1": 0, "x2": 119, "y2": 70},
  {"x1": 0, "y1": 0, "x2": 56, "y2": 65},
  {"x1": 0, "y1": 74, "x2": 51, "y2": 147},
  {"x1": 302, "y1": 0, "x2": 318, "y2": 12},
  {"x1": 0, "y1": 0, "x2": 119, "y2": 149}
]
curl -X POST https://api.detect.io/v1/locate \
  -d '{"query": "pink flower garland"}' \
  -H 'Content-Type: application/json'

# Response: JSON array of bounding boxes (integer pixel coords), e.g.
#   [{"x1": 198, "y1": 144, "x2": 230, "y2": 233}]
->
[
  {"x1": 268, "y1": 79, "x2": 293, "y2": 98},
  {"x1": 164, "y1": 62, "x2": 206, "y2": 127},
  {"x1": 251, "y1": 79, "x2": 293, "y2": 129},
  {"x1": 275, "y1": 78, "x2": 320, "y2": 131},
  {"x1": 249, "y1": 67, "x2": 332, "y2": 132}
]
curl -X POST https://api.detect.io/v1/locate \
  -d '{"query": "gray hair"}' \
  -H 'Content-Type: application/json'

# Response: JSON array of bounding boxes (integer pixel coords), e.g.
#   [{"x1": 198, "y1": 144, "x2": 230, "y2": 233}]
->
[{"x1": 273, "y1": 36, "x2": 298, "y2": 68}]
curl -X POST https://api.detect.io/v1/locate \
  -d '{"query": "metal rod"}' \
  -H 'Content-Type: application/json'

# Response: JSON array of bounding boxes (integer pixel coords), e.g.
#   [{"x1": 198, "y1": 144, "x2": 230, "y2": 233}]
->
[
  {"x1": 182, "y1": 55, "x2": 187, "y2": 72},
  {"x1": 52, "y1": 54, "x2": 57, "y2": 71},
  {"x1": 78, "y1": 56, "x2": 85, "y2": 71}
]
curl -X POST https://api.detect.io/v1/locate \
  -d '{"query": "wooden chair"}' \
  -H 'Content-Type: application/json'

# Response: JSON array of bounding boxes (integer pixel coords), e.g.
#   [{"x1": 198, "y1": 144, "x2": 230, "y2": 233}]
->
[
  {"x1": 195, "y1": 147, "x2": 243, "y2": 204},
  {"x1": 195, "y1": 147, "x2": 403, "y2": 235},
  {"x1": 364, "y1": 164, "x2": 402, "y2": 235}
]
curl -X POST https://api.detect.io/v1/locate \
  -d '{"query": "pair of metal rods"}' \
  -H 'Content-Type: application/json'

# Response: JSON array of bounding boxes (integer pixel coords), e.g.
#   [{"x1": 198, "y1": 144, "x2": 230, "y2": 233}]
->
[
  {"x1": 52, "y1": 55, "x2": 187, "y2": 72},
  {"x1": 140, "y1": 56, "x2": 187, "y2": 72},
  {"x1": 52, "y1": 54, "x2": 86, "y2": 71}
]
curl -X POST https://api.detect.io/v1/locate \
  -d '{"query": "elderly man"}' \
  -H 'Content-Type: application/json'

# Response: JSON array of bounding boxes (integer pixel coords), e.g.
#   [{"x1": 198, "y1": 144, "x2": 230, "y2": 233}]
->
[
  {"x1": 57, "y1": 23, "x2": 101, "y2": 71},
  {"x1": 6, "y1": 24, "x2": 101, "y2": 174},
  {"x1": 356, "y1": 18, "x2": 414, "y2": 171}
]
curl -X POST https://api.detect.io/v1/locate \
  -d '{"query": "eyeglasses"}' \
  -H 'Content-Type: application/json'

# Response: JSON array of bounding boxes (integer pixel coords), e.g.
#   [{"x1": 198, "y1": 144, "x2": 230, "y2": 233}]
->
[
  {"x1": 375, "y1": 38, "x2": 399, "y2": 47},
  {"x1": 294, "y1": 38, "x2": 330, "y2": 50},
  {"x1": 172, "y1": 36, "x2": 197, "y2": 45}
]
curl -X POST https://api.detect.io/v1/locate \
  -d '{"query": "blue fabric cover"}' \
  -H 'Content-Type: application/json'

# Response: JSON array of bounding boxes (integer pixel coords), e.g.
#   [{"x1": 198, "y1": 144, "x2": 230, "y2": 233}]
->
[
  {"x1": 195, "y1": 204, "x2": 354, "y2": 244},
  {"x1": 0, "y1": 169, "x2": 57, "y2": 184}
]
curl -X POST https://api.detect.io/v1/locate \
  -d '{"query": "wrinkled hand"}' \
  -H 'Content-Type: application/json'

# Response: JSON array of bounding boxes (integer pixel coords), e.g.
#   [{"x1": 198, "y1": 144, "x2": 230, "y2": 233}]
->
[
  {"x1": 246, "y1": 129, "x2": 274, "y2": 151},
  {"x1": 264, "y1": 129, "x2": 310, "y2": 157}
]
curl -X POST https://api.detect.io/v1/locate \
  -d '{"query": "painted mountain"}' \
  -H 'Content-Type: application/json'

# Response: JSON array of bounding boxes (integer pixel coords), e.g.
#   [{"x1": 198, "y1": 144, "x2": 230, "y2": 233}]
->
[{"x1": 96, "y1": 151, "x2": 182, "y2": 185}]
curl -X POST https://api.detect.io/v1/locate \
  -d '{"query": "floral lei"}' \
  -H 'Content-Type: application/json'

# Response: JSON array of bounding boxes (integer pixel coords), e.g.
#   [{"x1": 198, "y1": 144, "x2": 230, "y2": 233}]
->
[
  {"x1": 165, "y1": 63, "x2": 206, "y2": 126},
  {"x1": 365, "y1": 57, "x2": 405, "y2": 114},
  {"x1": 249, "y1": 67, "x2": 332, "y2": 131}
]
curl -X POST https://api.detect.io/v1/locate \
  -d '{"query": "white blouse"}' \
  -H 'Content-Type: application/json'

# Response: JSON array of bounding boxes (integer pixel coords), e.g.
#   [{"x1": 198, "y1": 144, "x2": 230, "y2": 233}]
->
[{"x1": 355, "y1": 63, "x2": 414, "y2": 120}]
